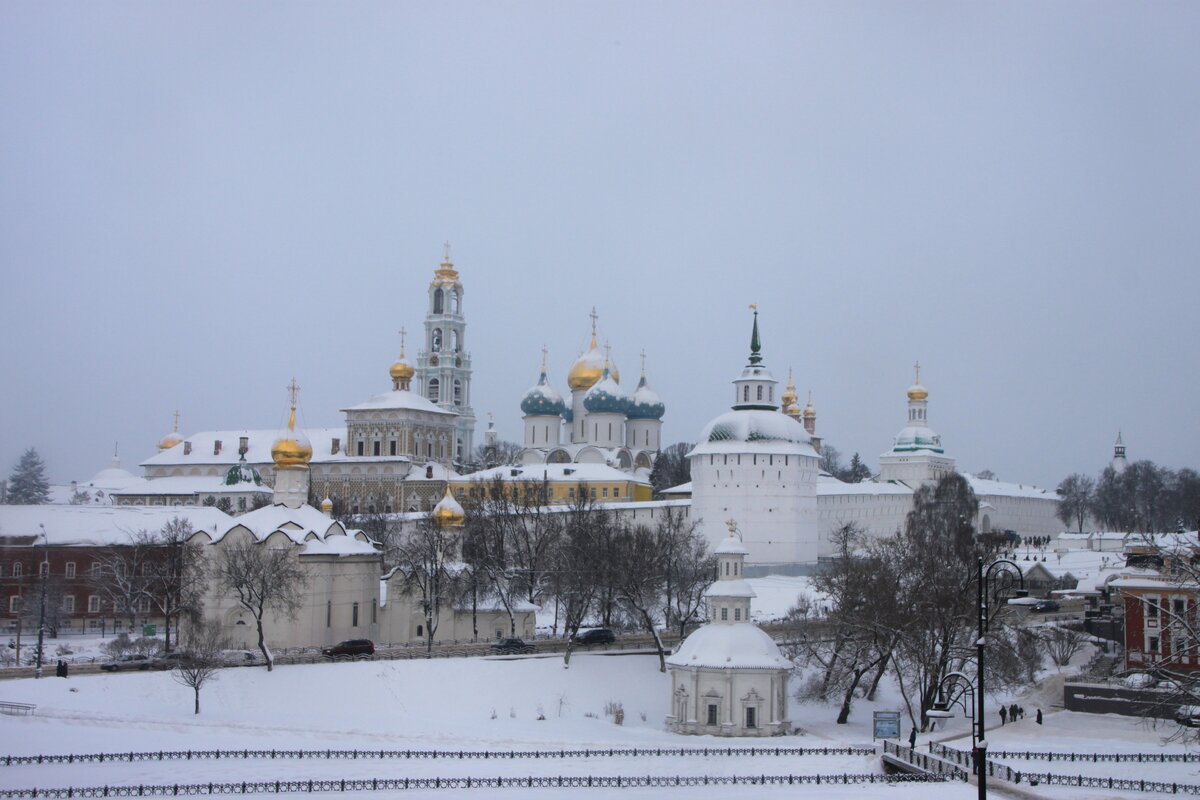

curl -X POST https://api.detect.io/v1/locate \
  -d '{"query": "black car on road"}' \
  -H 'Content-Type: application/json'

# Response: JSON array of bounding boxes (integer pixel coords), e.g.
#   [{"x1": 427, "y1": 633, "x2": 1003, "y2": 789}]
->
[
  {"x1": 572, "y1": 628, "x2": 615, "y2": 646},
  {"x1": 322, "y1": 639, "x2": 375, "y2": 657},
  {"x1": 491, "y1": 638, "x2": 535, "y2": 655}
]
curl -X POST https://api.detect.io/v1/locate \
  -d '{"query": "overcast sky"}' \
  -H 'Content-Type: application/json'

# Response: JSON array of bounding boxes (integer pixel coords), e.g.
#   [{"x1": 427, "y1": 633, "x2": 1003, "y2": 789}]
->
[{"x1": 2, "y1": 2, "x2": 1198, "y2": 490}]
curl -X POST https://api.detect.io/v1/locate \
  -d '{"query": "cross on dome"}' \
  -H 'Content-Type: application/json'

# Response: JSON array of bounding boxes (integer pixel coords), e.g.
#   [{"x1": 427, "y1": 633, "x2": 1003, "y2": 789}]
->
[{"x1": 287, "y1": 377, "x2": 301, "y2": 411}]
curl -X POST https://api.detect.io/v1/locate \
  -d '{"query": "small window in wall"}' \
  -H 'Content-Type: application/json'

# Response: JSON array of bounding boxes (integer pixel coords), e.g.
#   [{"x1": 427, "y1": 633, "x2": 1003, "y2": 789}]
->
[
  {"x1": 756, "y1": 385, "x2": 763, "y2": 401},
  {"x1": 238, "y1": 497, "x2": 246, "y2": 511},
  {"x1": 590, "y1": 488, "x2": 596, "y2": 499},
  {"x1": 742, "y1": 386, "x2": 749, "y2": 402},
  {"x1": 13, "y1": 563, "x2": 22, "y2": 578},
  {"x1": 721, "y1": 607, "x2": 728, "y2": 621},
  {"x1": 371, "y1": 599, "x2": 377, "y2": 624},
  {"x1": 602, "y1": 488, "x2": 608, "y2": 499},
  {"x1": 88, "y1": 595, "x2": 100, "y2": 613},
  {"x1": 1149, "y1": 635, "x2": 1161, "y2": 653},
  {"x1": 326, "y1": 601, "x2": 332, "y2": 628},
  {"x1": 613, "y1": 488, "x2": 620, "y2": 498},
  {"x1": 417, "y1": 624, "x2": 424, "y2": 637},
  {"x1": 352, "y1": 602, "x2": 359, "y2": 627},
  {"x1": 374, "y1": 441, "x2": 381, "y2": 456},
  {"x1": 1147, "y1": 597, "x2": 1161, "y2": 618},
  {"x1": 745, "y1": 706, "x2": 757, "y2": 729},
  {"x1": 390, "y1": 441, "x2": 397, "y2": 456},
  {"x1": 707, "y1": 704, "x2": 718, "y2": 726},
  {"x1": 40, "y1": 561, "x2": 49, "y2": 577},
  {"x1": 734, "y1": 608, "x2": 742, "y2": 621},
  {"x1": 63, "y1": 595, "x2": 75, "y2": 613},
  {"x1": 9, "y1": 596, "x2": 21, "y2": 613},
  {"x1": 357, "y1": 441, "x2": 365, "y2": 456},
  {"x1": 428, "y1": 378, "x2": 440, "y2": 403}
]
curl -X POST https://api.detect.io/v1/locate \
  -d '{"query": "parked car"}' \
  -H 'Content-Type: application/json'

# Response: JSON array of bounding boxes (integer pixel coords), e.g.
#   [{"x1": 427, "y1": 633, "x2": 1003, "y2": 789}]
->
[
  {"x1": 220, "y1": 650, "x2": 261, "y2": 666},
  {"x1": 1176, "y1": 705, "x2": 1200, "y2": 727},
  {"x1": 490, "y1": 638, "x2": 535, "y2": 655},
  {"x1": 1123, "y1": 672, "x2": 1155, "y2": 689},
  {"x1": 321, "y1": 639, "x2": 375, "y2": 657},
  {"x1": 150, "y1": 652, "x2": 195, "y2": 670},
  {"x1": 1031, "y1": 600, "x2": 1061, "y2": 613},
  {"x1": 100, "y1": 654, "x2": 151, "y2": 672},
  {"x1": 572, "y1": 628, "x2": 615, "y2": 646}
]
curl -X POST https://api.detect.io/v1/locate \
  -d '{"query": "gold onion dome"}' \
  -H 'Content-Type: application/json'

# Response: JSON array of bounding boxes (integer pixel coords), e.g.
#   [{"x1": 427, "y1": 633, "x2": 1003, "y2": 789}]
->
[
  {"x1": 803, "y1": 397, "x2": 816, "y2": 419},
  {"x1": 158, "y1": 411, "x2": 183, "y2": 451},
  {"x1": 568, "y1": 335, "x2": 619, "y2": 390},
  {"x1": 780, "y1": 369, "x2": 799, "y2": 407},
  {"x1": 431, "y1": 486, "x2": 465, "y2": 527},
  {"x1": 390, "y1": 356, "x2": 415, "y2": 381},
  {"x1": 907, "y1": 384, "x2": 928, "y2": 402},
  {"x1": 271, "y1": 384, "x2": 313, "y2": 468}
]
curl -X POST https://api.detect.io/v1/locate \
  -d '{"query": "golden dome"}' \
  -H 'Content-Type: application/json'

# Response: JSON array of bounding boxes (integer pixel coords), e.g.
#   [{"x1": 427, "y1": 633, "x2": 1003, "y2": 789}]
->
[
  {"x1": 568, "y1": 335, "x2": 621, "y2": 391},
  {"x1": 803, "y1": 402, "x2": 816, "y2": 419},
  {"x1": 320, "y1": 497, "x2": 334, "y2": 513},
  {"x1": 158, "y1": 411, "x2": 183, "y2": 451},
  {"x1": 390, "y1": 359, "x2": 415, "y2": 381},
  {"x1": 780, "y1": 368, "x2": 798, "y2": 408},
  {"x1": 907, "y1": 384, "x2": 928, "y2": 402},
  {"x1": 431, "y1": 486, "x2": 465, "y2": 527},
  {"x1": 783, "y1": 402, "x2": 801, "y2": 419},
  {"x1": 271, "y1": 387, "x2": 312, "y2": 469}
]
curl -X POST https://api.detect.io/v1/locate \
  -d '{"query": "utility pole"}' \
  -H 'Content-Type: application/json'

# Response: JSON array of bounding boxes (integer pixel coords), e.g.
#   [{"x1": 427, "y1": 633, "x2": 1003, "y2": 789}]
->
[{"x1": 35, "y1": 524, "x2": 49, "y2": 679}]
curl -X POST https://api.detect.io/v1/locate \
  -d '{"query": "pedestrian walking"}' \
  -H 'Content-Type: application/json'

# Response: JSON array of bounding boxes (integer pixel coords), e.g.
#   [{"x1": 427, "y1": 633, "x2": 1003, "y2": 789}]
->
[
  {"x1": 55, "y1": 660, "x2": 65, "y2": 678},
  {"x1": 999, "y1": 705, "x2": 1007, "y2": 725},
  {"x1": 1036, "y1": 708, "x2": 1043, "y2": 725},
  {"x1": 909, "y1": 727, "x2": 917, "y2": 750},
  {"x1": 1009, "y1": 703, "x2": 1018, "y2": 721},
  {"x1": 1017, "y1": 705, "x2": 1025, "y2": 720}
]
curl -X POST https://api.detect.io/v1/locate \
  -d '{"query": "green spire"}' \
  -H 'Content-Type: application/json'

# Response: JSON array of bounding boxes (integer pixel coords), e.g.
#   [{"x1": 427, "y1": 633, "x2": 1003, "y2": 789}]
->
[{"x1": 748, "y1": 304, "x2": 762, "y2": 365}]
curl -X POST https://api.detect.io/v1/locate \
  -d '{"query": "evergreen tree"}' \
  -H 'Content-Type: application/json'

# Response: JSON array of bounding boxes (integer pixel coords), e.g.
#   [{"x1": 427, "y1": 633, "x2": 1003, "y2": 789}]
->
[
  {"x1": 845, "y1": 453, "x2": 872, "y2": 483},
  {"x1": 6, "y1": 448, "x2": 50, "y2": 505}
]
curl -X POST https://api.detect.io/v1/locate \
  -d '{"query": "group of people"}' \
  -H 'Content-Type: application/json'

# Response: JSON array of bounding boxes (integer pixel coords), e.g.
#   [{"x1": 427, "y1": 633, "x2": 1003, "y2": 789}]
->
[{"x1": 999, "y1": 704, "x2": 1043, "y2": 725}]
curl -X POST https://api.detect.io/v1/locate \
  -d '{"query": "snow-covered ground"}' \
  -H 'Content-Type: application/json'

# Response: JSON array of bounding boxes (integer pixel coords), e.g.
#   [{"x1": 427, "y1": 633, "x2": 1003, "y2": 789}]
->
[{"x1": 0, "y1": 647, "x2": 1193, "y2": 799}]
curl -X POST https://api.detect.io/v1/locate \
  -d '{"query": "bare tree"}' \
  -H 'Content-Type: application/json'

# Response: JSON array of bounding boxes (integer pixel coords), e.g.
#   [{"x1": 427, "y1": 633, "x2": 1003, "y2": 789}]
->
[
  {"x1": 551, "y1": 492, "x2": 608, "y2": 668},
  {"x1": 142, "y1": 518, "x2": 207, "y2": 652},
  {"x1": 1056, "y1": 473, "x2": 1095, "y2": 533},
  {"x1": 172, "y1": 619, "x2": 227, "y2": 714},
  {"x1": 391, "y1": 517, "x2": 463, "y2": 654},
  {"x1": 649, "y1": 442, "x2": 692, "y2": 496},
  {"x1": 91, "y1": 535, "x2": 156, "y2": 632},
  {"x1": 658, "y1": 507, "x2": 715, "y2": 639},
  {"x1": 610, "y1": 521, "x2": 672, "y2": 671},
  {"x1": 212, "y1": 539, "x2": 307, "y2": 671}
]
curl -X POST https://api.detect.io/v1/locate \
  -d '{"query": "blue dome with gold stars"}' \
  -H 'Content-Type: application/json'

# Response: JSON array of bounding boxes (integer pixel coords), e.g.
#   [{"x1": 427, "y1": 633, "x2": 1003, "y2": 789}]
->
[{"x1": 520, "y1": 371, "x2": 566, "y2": 417}]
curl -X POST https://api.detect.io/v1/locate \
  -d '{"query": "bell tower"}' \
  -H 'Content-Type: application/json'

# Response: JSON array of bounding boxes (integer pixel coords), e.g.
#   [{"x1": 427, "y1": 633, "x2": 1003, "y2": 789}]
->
[{"x1": 415, "y1": 244, "x2": 475, "y2": 467}]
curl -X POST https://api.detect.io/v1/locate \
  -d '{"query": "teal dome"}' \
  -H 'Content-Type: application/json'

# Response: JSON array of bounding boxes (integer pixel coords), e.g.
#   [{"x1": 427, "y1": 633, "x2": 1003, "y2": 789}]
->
[
  {"x1": 520, "y1": 371, "x2": 566, "y2": 417},
  {"x1": 224, "y1": 459, "x2": 264, "y2": 487},
  {"x1": 583, "y1": 369, "x2": 629, "y2": 415},
  {"x1": 627, "y1": 375, "x2": 665, "y2": 420}
]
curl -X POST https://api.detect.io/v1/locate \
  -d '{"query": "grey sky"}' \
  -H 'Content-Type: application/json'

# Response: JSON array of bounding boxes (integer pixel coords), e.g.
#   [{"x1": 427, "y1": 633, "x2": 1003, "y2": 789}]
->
[{"x1": 2, "y1": 3, "x2": 1197, "y2": 490}]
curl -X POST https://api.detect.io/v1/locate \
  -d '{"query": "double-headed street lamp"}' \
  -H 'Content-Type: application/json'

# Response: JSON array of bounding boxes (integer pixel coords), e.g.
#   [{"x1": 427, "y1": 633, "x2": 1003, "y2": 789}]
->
[{"x1": 934, "y1": 556, "x2": 1025, "y2": 800}]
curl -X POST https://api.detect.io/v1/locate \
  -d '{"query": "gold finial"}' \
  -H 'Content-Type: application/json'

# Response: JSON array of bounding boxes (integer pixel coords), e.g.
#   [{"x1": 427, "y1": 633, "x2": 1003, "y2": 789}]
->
[
  {"x1": 725, "y1": 518, "x2": 741, "y2": 539},
  {"x1": 787, "y1": 367, "x2": 794, "y2": 387},
  {"x1": 914, "y1": 360, "x2": 921, "y2": 384},
  {"x1": 398, "y1": 326, "x2": 407, "y2": 358},
  {"x1": 588, "y1": 307, "x2": 599, "y2": 347},
  {"x1": 603, "y1": 340, "x2": 612, "y2": 374},
  {"x1": 807, "y1": 389, "x2": 812, "y2": 404},
  {"x1": 172, "y1": 410, "x2": 180, "y2": 433},
  {"x1": 442, "y1": 241, "x2": 452, "y2": 265},
  {"x1": 640, "y1": 349, "x2": 647, "y2": 376},
  {"x1": 540, "y1": 344, "x2": 548, "y2": 373},
  {"x1": 749, "y1": 303, "x2": 757, "y2": 312}
]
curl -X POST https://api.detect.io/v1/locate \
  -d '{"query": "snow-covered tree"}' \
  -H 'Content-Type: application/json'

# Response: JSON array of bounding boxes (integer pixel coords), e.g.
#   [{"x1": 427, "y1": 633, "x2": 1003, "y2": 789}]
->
[
  {"x1": 391, "y1": 517, "x2": 462, "y2": 654},
  {"x1": 6, "y1": 448, "x2": 50, "y2": 505},
  {"x1": 212, "y1": 539, "x2": 307, "y2": 671}
]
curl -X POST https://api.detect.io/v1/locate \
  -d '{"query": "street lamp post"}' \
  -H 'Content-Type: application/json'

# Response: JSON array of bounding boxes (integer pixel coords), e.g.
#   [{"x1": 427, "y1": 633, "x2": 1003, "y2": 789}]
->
[
  {"x1": 35, "y1": 524, "x2": 49, "y2": 679},
  {"x1": 974, "y1": 555, "x2": 1026, "y2": 800}
]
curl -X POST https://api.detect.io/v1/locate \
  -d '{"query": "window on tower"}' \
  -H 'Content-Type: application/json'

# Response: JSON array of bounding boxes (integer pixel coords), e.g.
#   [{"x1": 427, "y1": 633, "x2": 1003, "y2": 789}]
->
[
  {"x1": 454, "y1": 380, "x2": 462, "y2": 405},
  {"x1": 451, "y1": 330, "x2": 460, "y2": 352},
  {"x1": 432, "y1": 329, "x2": 442, "y2": 352},
  {"x1": 450, "y1": 291, "x2": 459, "y2": 313},
  {"x1": 428, "y1": 378, "x2": 440, "y2": 403},
  {"x1": 433, "y1": 289, "x2": 444, "y2": 314},
  {"x1": 743, "y1": 386, "x2": 749, "y2": 402},
  {"x1": 757, "y1": 386, "x2": 763, "y2": 401}
]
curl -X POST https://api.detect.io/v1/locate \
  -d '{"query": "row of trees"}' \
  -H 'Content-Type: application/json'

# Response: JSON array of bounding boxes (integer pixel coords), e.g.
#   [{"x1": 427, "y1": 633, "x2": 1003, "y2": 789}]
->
[
  {"x1": 383, "y1": 477, "x2": 715, "y2": 670},
  {"x1": 1058, "y1": 461, "x2": 1200, "y2": 533},
  {"x1": 818, "y1": 445, "x2": 873, "y2": 484},
  {"x1": 790, "y1": 473, "x2": 1040, "y2": 729}
]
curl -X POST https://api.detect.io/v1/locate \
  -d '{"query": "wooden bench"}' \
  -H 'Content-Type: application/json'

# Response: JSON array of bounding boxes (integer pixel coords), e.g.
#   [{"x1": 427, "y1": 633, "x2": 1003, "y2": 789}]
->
[{"x1": 0, "y1": 701, "x2": 36, "y2": 716}]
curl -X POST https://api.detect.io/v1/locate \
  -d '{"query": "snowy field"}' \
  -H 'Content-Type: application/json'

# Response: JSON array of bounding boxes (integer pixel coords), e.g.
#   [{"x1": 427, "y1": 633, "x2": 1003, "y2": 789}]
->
[{"x1": 0, "y1": 648, "x2": 1194, "y2": 799}]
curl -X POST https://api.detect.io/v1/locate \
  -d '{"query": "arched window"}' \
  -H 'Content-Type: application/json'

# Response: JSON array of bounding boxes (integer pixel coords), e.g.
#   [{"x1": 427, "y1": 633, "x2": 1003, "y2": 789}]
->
[
  {"x1": 432, "y1": 329, "x2": 442, "y2": 352},
  {"x1": 453, "y1": 379, "x2": 462, "y2": 405},
  {"x1": 450, "y1": 330, "x2": 460, "y2": 352},
  {"x1": 450, "y1": 291, "x2": 459, "y2": 314},
  {"x1": 427, "y1": 378, "x2": 440, "y2": 403},
  {"x1": 433, "y1": 289, "x2": 444, "y2": 314},
  {"x1": 756, "y1": 385, "x2": 763, "y2": 401},
  {"x1": 742, "y1": 386, "x2": 749, "y2": 402}
]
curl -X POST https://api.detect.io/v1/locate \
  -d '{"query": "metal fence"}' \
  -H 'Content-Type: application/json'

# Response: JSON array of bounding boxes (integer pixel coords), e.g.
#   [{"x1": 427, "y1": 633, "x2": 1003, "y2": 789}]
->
[
  {"x1": 1019, "y1": 772, "x2": 1200, "y2": 794},
  {"x1": 0, "y1": 772, "x2": 954, "y2": 798},
  {"x1": 880, "y1": 741, "x2": 969, "y2": 782},
  {"x1": 1, "y1": 745, "x2": 875, "y2": 767}
]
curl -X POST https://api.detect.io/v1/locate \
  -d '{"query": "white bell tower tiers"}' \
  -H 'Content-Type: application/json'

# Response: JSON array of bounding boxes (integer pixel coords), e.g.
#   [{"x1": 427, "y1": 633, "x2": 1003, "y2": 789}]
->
[{"x1": 415, "y1": 244, "x2": 475, "y2": 467}]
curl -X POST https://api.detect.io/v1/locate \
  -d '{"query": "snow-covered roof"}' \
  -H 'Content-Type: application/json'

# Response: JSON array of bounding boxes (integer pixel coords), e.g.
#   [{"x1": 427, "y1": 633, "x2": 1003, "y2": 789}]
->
[
  {"x1": 463, "y1": 463, "x2": 650, "y2": 486},
  {"x1": 341, "y1": 390, "x2": 457, "y2": 415},
  {"x1": 0, "y1": 505, "x2": 233, "y2": 546},
  {"x1": 660, "y1": 481, "x2": 692, "y2": 496},
  {"x1": 666, "y1": 623, "x2": 790, "y2": 670},
  {"x1": 817, "y1": 474, "x2": 913, "y2": 496},
  {"x1": 109, "y1": 475, "x2": 271, "y2": 497},
  {"x1": 964, "y1": 473, "x2": 1059, "y2": 501},
  {"x1": 140, "y1": 427, "x2": 421, "y2": 468},
  {"x1": 689, "y1": 409, "x2": 818, "y2": 459},
  {"x1": 714, "y1": 535, "x2": 750, "y2": 556},
  {"x1": 405, "y1": 462, "x2": 462, "y2": 482},
  {"x1": 705, "y1": 577, "x2": 756, "y2": 598},
  {"x1": 212, "y1": 503, "x2": 376, "y2": 556}
]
